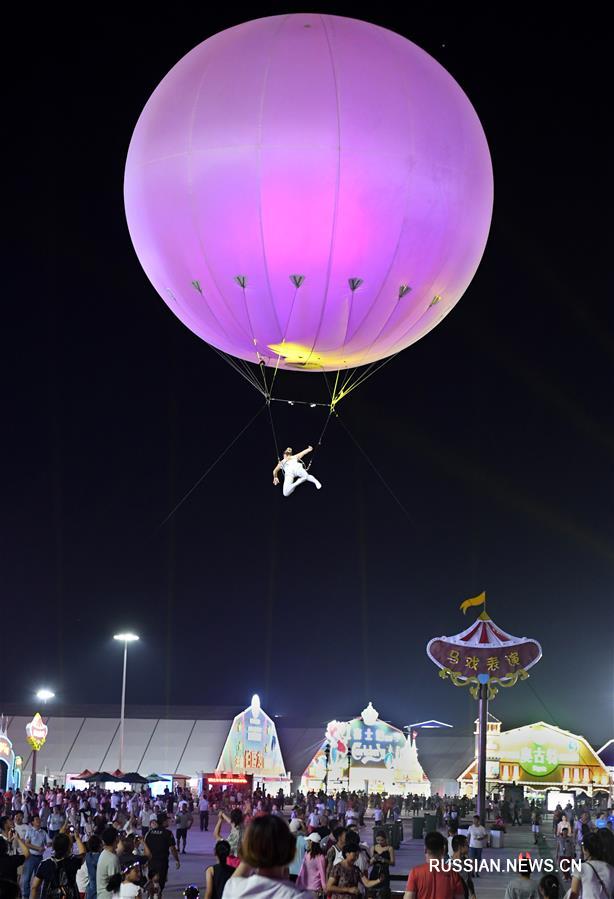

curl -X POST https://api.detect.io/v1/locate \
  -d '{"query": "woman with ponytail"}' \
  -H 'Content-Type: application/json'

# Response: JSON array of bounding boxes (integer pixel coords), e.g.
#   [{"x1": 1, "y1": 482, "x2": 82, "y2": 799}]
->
[
  {"x1": 538, "y1": 874, "x2": 559, "y2": 899},
  {"x1": 569, "y1": 832, "x2": 614, "y2": 899},
  {"x1": 205, "y1": 840, "x2": 233, "y2": 899}
]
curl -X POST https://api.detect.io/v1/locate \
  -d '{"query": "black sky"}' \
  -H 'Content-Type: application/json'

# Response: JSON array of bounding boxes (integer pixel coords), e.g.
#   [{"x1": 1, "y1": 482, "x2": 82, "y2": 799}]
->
[{"x1": 3, "y1": 7, "x2": 613, "y2": 746}]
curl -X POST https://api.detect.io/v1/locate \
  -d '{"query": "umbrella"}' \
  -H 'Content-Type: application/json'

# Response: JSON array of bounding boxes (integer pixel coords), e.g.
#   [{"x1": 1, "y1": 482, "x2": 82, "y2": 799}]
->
[
  {"x1": 84, "y1": 772, "x2": 117, "y2": 783},
  {"x1": 121, "y1": 772, "x2": 150, "y2": 784},
  {"x1": 74, "y1": 769, "x2": 94, "y2": 779},
  {"x1": 146, "y1": 773, "x2": 165, "y2": 782}
]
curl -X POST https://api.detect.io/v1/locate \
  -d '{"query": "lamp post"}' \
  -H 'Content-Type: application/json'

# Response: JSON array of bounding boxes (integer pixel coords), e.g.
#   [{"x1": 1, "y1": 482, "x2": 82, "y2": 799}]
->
[
  {"x1": 113, "y1": 633, "x2": 139, "y2": 772},
  {"x1": 323, "y1": 743, "x2": 331, "y2": 797},
  {"x1": 29, "y1": 690, "x2": 54, "y2": 792}
]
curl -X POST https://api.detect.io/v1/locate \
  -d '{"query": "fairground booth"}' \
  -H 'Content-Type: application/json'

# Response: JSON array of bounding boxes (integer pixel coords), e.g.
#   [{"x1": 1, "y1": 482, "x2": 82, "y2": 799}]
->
[
  {"x1": 458, "y1": 718, "x2": 612, "y2": 801},
  {"x1": 0, "y1": 717, "x2": 22, "y2": 791},
  {"x1": 215, "y1": 694, "x2": 291, "y2": 794},
  {"x1": 597, "y1": 741, "x2": 614, "y2": 801},
  {"x1": 301, "y1": 702, "x2": 430, "y2": 795}
]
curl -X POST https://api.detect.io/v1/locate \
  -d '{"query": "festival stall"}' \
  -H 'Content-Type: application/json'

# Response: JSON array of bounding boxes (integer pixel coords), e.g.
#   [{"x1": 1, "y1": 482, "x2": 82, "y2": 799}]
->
[
  {"x1": 458, "y1": 719, "x2": 612, "y2": 799},
  {"x1": 301, "y1": 702, "x2": 430, "y2": 795},
  {"x1": 216, "y1": 695, "x2": 291, "y2": 794},
  {"x1": 0, "y1": 717, "x2": 22, "y2": 791}
]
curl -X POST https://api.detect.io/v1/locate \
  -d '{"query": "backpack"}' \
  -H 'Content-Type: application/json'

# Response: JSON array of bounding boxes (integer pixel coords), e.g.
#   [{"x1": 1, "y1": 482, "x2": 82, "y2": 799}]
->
[{"x1": 45, "y1": 858, "x2": 80, "y2": 899}]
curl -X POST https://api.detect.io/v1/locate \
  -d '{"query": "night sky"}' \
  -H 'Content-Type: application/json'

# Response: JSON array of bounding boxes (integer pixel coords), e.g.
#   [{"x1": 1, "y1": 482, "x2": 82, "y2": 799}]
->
[{"x1": 4, "y1": 8, "x2": 613, "y2": 747}]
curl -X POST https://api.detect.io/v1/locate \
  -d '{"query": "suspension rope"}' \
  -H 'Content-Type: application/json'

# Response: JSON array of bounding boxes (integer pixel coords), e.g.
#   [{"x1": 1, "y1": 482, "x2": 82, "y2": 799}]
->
[
  {"x1": 336, "y1": 415, "x2": 416, "y2": 526},
  {"x1": 158, "y1": 404, "x2": 266, "y2": 528},
  {"x1": 266, "y1": 400, "x2": 281, "y2": 460},
  {"x1": 335, "y1": 352, "x2": 402, "y2": 404},
  {"x1": 208, "y1": 344, "x2": 267, "y2": 398}
]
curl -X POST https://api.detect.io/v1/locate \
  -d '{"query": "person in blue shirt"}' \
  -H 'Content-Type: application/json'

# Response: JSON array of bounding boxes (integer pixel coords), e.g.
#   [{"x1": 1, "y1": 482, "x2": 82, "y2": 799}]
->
[{"x1": 22, "y1": 815, "x2": 47, "y2": 899}]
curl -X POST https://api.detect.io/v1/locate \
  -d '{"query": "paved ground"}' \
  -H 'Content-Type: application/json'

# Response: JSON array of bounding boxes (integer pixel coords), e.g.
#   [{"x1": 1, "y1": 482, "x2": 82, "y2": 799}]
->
[{"x1": 161, "y1": 815, "x2": 558, "y2": 899}]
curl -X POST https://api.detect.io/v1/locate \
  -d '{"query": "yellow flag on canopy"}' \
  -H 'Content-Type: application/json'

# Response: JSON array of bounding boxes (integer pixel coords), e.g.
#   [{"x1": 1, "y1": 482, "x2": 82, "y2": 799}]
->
[{"x1": 460, "y1": 591, "x2": 486, "y2": 614}]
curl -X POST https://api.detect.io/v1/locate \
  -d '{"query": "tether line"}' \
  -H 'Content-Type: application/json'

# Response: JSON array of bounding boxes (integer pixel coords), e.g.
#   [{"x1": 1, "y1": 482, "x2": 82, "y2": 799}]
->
[
  {"x1": 159, "y1": 404, "x2": 266, "y2": 528},
  {"x1": 337, "y1": 415, "x2": 416, "y2": 527}
]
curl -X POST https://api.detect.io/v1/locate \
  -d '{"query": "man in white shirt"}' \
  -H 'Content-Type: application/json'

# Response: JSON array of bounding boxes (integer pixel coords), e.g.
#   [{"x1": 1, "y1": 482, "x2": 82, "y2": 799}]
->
[
  {"x1": 467, "y1": 815, "x2": 488, "y2": 877},
  {"x1": 13, "y1": 811, "x2": 28, "y2": 841},
  {"x1": 96, "y1": 827, "x2": 120, "y2": 899},
  {"x1": 198, "y1": 796, "x2": 209, "y2": 832},
  {"x1": 308, "y1": 810, "x2": 320, "y2": 830}
]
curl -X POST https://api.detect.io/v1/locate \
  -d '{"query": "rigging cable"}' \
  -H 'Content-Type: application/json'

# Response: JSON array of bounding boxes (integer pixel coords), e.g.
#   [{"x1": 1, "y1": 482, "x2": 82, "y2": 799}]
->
[
  {"x1": 159, "y1": 404, "x2": 266, "y2": 528},
  {"x1": 336, "y1": 414, "x2": 416, "y2": 527}
]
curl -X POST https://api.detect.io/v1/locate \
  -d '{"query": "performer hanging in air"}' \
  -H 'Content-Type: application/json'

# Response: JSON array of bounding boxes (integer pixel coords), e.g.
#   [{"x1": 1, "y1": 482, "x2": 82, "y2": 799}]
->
[{"x1": 273, "y1": 446, "x2": 322, "y2": 496}]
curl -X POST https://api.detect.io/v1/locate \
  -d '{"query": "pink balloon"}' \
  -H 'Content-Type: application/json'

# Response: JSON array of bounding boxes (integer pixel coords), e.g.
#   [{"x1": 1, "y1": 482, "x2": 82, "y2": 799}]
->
[{"x1": 125, "y1": 14, "x2": 493, "y2": 372}]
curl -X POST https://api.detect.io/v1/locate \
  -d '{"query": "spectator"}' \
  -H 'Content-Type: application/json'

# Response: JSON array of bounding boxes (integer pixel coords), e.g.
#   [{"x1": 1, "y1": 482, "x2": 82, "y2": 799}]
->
[
  {"x1": 22, "y1": 815, "x2": 46, "y2": 899},
  {"x1": 467, "y1": 816, "x2": 487, "y2": 878},
  {"x1": 174, "y1": 807, "x2": 192, "y2": 855},
  {"x1": 451, "y1": 836, "x2": 475, "y2": 899},
  {"x1": 325, "y1": 827, "x2": 347, "y2": 879},
  {"x1": 288, "y1": 820, "x2": 307, "y2": 884},
  {"x1": 296, "y1": 834, "x2": 327, "y2": 894},
  {"x1": 204, "y1": 840, "x2": 233, "y2": 899},
  {"x1": 96, "y1": 827, "x2": 120, "y2": 899},
  {"x1": 537, "y1": 874, "x2": 559, "y2": 899},
  {"x1": 556, "y1": 828, "x2": 574, "y2": 881},
  {"x1": 368, "y1": 829, "x2": 395, "y2": 899},
  {"x1": 327, "y1": 844, "x2": 383, "y2": 899},
  {"x1": 84, "y1": 835, "x2": 102, "y2": 899},
  {"x1": 48, "y1": 806, "x2": 65, "y2": 842},
  {"x1": 105, "y1": 860, "x2": 143, "y2": 899},
  {"x1": 143, "y1": 814, "x2": 179, "y2": 897},
  {"x1": 569, "y1": 832, "x2": 614, "y2": 899},
  {"x1": 404, "y1": 831, "x2": 465, "y2": 899},
  {"x1": 213, "y1": 810, "x2": 244, "y2": 867},
  {"x1": 199, "y1": 796, "x2": 210, "y2": 833},
  {"x1": 30, "y1": 830, "x2": 85, "y2": 899},
  {"x1": 503, "y1": 856, "x2": 538, "y2": 899},
  {"x1": 224, "y1": 815, "x2": 305, "y2": 898},
  {"x1": 0, "y1": 832, "x2": 29, "y2": 884}
]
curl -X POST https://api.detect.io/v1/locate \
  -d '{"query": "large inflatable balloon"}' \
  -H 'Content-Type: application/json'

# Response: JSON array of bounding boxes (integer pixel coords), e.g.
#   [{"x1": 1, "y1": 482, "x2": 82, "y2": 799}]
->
[{"x1": 125, "y1": 14, "x2": 493, "y2": 373}]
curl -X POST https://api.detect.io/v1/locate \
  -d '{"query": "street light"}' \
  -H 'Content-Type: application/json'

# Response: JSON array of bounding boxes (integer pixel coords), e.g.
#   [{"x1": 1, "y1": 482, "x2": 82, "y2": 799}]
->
[
  {"x1": 113, "y1": 633, "x2": 139, "y2": 772},
  {"x1": 36, "y1": 689, "x2": 55, "y2": 703}
]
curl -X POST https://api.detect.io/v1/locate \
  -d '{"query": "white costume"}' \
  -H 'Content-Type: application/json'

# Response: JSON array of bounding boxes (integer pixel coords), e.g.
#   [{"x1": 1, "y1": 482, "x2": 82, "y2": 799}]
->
[{"x1": 280, "y1": 457, "x2": 321, "y2": 496}]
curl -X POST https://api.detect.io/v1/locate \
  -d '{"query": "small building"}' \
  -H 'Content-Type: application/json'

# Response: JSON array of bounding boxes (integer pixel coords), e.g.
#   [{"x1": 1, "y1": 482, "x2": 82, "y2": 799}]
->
[
  {"x1": 217, "y1": 694, "x2": 290, "y2": 794},
  {"x1": 301, "y1": 702, "x2": 430, "y2": 795},
  {"x1": 0, "y1": 717, "x2": 22, "y2": 791},
  {"x1": 458, "y1": 719, "x2": 612, "y2": 800},
  {"x1": 597, "y1": 740, "x2": 614, "y2": 801}
]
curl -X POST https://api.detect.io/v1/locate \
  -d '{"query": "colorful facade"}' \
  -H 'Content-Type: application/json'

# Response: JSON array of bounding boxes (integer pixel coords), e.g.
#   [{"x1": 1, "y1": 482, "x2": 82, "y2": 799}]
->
[
  {"x1": 0, "y1": 717, "x2": 22, "y2": 791},
  {"x1": 301, "y1": 702, "x2": 430, "y2": 795},
  {"x1": 458, "y1": 719, "x2": 612, "y2": 798},
  {"x1": 216, "y1": 694, "x2": 290, "y2": 791}
]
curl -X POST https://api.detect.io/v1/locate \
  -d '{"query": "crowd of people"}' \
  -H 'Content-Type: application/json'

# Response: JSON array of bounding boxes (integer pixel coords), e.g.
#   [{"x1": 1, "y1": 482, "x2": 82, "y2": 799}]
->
[{"x1": 0, "y1": 784, "x2": 613, "y2": 899}]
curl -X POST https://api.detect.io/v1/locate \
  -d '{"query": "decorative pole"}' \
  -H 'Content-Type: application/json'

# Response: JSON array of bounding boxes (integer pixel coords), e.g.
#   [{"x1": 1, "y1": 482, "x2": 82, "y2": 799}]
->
[
  {"x1": 477, "y1": 677, "x2": 489, "y2": 820},
  {"x1": 426, "y1": 592, "x2": 542, "y2": 822},
  {"x1": 324, "y1": 743, "x2": 331, "y2": 797}
]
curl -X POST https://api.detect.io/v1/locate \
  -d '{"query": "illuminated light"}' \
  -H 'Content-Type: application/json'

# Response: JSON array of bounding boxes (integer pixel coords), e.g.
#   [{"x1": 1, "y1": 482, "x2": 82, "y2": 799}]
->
[
  {"x1": 288, "y1": 401, "x2": 294, "y2": 406},
  {"x1": 207, "y1": 776, "x2": 249, "y2": 784},
  {"x1": 113, "y1": 633, "x2": 139, "y2": 642},
  {"x1": 310, "y1": 403, "x2": 316, "y2": 408},
  {"x1": 125, "y1": 18, "x2": 493, "y2": 374},
  {"x1": 26, "y1": 713, "x2": 48, "y2": 751},
  {"x1": 36, "y1": 689, "x2": 55, "y2": 702},
  {"x1": 250, "y1": 694, "x2": 261, "y2": 717}
]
